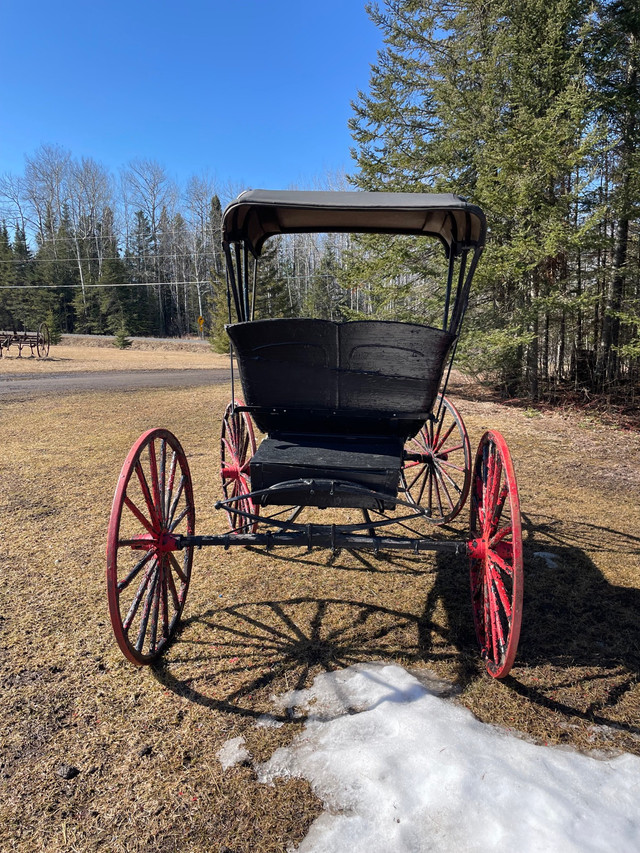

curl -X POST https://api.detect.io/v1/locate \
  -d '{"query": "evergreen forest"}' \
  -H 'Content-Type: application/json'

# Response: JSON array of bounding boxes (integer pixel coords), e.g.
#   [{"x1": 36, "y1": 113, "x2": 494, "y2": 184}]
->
[{"x1": 1, "y1": 0, "x2": 639, "y2": 401}]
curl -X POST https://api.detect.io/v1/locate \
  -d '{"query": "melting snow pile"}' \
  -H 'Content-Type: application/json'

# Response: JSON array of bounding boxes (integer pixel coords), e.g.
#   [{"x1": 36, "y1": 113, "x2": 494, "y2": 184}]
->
[{"x1": 218, "y1": 663, "x2": 640, "y2": 852}]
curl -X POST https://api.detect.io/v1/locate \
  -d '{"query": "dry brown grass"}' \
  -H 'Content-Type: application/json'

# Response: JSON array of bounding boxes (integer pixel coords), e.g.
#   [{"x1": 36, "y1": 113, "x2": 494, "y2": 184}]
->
[
  {"x1": 1, "y1": 353, "x2": 639, "y2": 852},
  {"x1": 0, "y1": 342, "x2": 228, "y2": 374}
]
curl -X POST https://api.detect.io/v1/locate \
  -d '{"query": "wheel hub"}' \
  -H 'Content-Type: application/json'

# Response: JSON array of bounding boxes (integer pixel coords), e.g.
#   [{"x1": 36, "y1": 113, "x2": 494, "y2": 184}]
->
[
  {"x1": 221, "y1": 465, "x2": 241, "y2": 480},
  {"x1": 129, "y1": 530, "x2": 180, "y2": 553},
  {"x1": 405, "y1": 449, "x2": 449, "y2": 465},
  {"x1": 468, "y1": 537, "x2": 487, "y2": 560}
]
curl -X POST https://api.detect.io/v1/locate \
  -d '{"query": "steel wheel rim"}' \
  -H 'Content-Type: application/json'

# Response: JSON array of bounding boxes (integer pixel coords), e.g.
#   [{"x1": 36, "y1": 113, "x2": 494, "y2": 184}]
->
[
  {"x1": 468, "y1": 430, "x2": 523, "y2": 678},
  {"x1": 220, "y1": 401, "x2": 258, "y2": 533},
  {"x1": 107, "y1": 428, "x2": 195, "y2": 665},
  {"x1": 401, "y1": 395, "x2": 471, "y2": 524}
]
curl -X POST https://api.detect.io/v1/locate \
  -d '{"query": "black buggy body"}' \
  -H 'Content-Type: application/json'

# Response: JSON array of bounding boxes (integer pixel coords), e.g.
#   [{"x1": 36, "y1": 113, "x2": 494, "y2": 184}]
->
[{"x1": 222, "y1": 190, "x2": 485, "y2": 510}]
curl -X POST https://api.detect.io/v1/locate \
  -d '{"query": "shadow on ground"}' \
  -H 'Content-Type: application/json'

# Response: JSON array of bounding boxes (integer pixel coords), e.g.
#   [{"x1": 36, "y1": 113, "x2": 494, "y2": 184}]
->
[{"x1": 154, "y1": 515, "x2": 639, "y2": 738}]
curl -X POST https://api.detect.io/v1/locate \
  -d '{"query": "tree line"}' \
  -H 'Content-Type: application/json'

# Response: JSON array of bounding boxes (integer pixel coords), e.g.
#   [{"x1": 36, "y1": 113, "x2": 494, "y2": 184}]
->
[
  {"x1": 0, "y1": 151, "x2": 232, "y2": 339},
  {"x1": 0, "y1": 148, "x2": 363, "y2": 344}
]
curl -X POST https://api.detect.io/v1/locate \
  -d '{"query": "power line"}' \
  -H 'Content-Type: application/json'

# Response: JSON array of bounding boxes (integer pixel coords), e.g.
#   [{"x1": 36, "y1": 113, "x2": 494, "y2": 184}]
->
[
  {"x1": 0, "y1": 281, "x2": 211, "y2": 290},
  {"x1": 0, "y1": 274, "x2": 346, "y2": 291},
  {"x1": 0, "y1": 230, "x2": 222, "y2": 245},
  {"x1": 0, "y1": 254, "x2": 218, "y2": 264}
]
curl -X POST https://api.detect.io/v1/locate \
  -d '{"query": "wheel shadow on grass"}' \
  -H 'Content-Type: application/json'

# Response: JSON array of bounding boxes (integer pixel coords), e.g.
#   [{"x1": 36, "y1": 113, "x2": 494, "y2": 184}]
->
[
  {"x1": 153, "y1": 514, "x2": 640, "y2": 738},
  {"x1": 508, "y1": 513, "x2": 640, "y2": 737},
  {"x1": 151, "y1": 525, "x2": 467, "y2": 719},
  {"x1": 425, "y1": 511, "x2": 640, "y2": 738},
  {"x1": 151, "y1": 564, "x2": 470, "y2": 722}
]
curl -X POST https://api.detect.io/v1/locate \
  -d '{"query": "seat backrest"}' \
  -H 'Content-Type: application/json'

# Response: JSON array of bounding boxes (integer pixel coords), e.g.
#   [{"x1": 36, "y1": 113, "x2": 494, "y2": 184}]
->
[
  {"x1": 227, "y1": 318, "x2": 455, "y2": 438},
  {"x1": 338, "y1": 320, "x2": 453, "y2": 416},
  {"x1": 228, "y1": 318, "x2": 338, "y2": 410}
]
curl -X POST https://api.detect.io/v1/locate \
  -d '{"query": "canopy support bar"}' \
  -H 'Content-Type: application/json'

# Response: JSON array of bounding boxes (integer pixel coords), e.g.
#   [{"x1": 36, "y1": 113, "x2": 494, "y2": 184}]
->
[{"x1": 224, "y1": 242, "x2": 243, "y2": 322}]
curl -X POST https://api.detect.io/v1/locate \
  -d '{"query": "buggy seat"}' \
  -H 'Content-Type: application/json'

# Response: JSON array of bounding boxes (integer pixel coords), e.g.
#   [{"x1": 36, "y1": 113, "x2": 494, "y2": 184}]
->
[
  {"x1": 226, "y1": 318, "x2": 455, "y2": 509},
  {"x1": 227, "y1": 318, "x2": 454, "y2": 437}
]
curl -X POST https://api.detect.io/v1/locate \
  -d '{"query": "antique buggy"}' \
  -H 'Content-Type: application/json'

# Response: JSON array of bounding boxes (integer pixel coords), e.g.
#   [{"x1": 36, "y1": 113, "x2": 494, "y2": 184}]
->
[{"x1": 107, "y1": 190, "x2": 523, "y2": 679}]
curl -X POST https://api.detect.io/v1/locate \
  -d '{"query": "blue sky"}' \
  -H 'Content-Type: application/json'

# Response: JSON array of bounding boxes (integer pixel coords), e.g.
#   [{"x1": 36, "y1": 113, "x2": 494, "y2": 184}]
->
[{"x1": 0, "y1": 1, "x2": 383, "y2": 191}]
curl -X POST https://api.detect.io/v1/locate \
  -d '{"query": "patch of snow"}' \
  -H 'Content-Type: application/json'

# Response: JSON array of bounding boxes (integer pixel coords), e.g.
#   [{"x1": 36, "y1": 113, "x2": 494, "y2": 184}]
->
[
  {"x1": 534, "y1": 551, "x2": 561, "y2": 568},
  {"x1": 252, "y1": 663, "x2": 640, "y2": 852},
  {"x1": 217, "y1": 735, "x2": 251, "y2": 770},
  {"x1": 256, "y1": 713, "x2": 284, "y2": 729}
]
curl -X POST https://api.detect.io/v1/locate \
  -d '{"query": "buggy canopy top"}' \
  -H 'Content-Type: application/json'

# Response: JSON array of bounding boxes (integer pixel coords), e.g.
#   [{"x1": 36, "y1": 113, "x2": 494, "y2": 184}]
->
[{"x1": 222, "y1": 189, "x2": 486, "y2": 257}]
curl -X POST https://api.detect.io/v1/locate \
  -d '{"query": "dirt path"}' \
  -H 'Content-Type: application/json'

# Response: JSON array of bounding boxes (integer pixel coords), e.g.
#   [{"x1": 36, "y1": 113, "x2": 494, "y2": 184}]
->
[{"x1": 0, "y1": 367, "x2": 234, "y2": 397}]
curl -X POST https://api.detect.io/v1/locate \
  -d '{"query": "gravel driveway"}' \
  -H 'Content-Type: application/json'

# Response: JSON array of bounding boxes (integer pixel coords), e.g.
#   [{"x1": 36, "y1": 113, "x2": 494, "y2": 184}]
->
[{"x1": 0, "y1": 367, "x2": 234, "y2": 397}]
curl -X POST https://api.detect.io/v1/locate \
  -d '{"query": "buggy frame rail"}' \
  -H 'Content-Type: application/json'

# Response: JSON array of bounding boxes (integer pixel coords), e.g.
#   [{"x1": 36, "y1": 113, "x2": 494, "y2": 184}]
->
[{"x1": 173, "y1": 529, "x2": 468, "y2": 555}]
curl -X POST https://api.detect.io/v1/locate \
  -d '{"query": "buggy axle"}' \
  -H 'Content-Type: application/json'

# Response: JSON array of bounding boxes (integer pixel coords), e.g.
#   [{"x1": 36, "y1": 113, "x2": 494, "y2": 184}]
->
[{"x1": 174, "y1": 528, "x2": 469, "y2": 555}]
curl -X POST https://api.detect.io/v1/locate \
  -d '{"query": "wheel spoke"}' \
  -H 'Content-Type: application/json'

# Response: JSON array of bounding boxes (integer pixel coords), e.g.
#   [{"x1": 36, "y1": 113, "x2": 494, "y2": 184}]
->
[
  {"x1": 406, "y1": 464, "x2": 427, "y2": 491},
  {"x1": 135, "y1": 461, "x2": 159, "y2": 529},
  {"x1": 436, "y1": 461, "x2": 464, "y2": 496},
  {"x1": 474, "y1": 474, "x2": 485, "y2": 529},
  {"x1": 433, "y1": 466, "x2": 455, "y2": 511},
  {"x1": 148, "y1": 565, "x2": 162, "y2": 654},
  {"x1": 410, "y1": 434, "x2": 428, "y2": 453},
  {"x1": 482, "y1": 575, "x2": 492, "y2": 653},
  {"x1": 135, "y1": 569, "x2": 159, "y2": 653},
  {"x1": 158, "y1": 439, "x2": 167, "y2": 525},
  {"x1": 491, "y1": 484, "x2": 510, "y2": 535},
  {"x1": 416, "y1": 464, "x2": 431, "y2": 508},
  {"x1": 122, "y1": 558, "x2": 157, "y2": 631},
  {"x1": 434, "y1": 474, "x2": 445, "y2": 517},
  {"x1": 169, "y1": 551, "x2": 188, "y2": 584},
  {"x1": 165, "y1": 450, "x2": 178, "y2": 521},
  {"x1": 437, "y1": 442, "x2": 464, "y2": 457},
  {"x1": 402, "y1": 396, "x2": 471, "y2": 524},
  {"x1": 167, "y1": 476, "x2": 185, "y2": 527},
  {"x1": 169, "y1": 504, "x2": 189, "y2": 533},
  {"x1": 147, "y1": 439, "x2": 162, "y2": 523},
  {"x1": 117, "y1": 549, "x2": 155, "y2": 592},
  {"x1": 490, "y1": 524, "x2": 512, "y2": 548},
  {"x1": 486, "y1": 579, "x2": 501, "y2": 663},
  {"x1": 166, "y1": 563, "x2": 181, "y2": 610},
  {"x1": 221, "y1": 436, "x2": 238, "y2": 462},
  {"x1": 489, "y1": 547, "x2": 514, "y2": 576},
  {"x1": 220, "y1": 402, "x2": 258, "y2": 533},
  {"x1": 160, "y1": 560, "x2": 170, "y2": 639},
  {"x1": 434, "y1": 421, "x2": 456, "y2": 454},
  {"x1": 438, "y1": 459, "x2": 466, "y2": 473},
  {"x1": 123, "y1": 496, "x2": 156, "y2": 535}
]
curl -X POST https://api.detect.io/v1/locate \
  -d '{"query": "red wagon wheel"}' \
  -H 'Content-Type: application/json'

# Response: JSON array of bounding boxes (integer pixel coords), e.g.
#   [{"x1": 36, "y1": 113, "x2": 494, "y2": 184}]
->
[
  {"x1": 468, "y1": 430, "x2": 523, "y2": 679},
  {"x1": 36, "y1": 322, "x2": 50, "y2": 358},
  {"x1": 107, "y1": 429, "x2": 195, "y2": 665},
  {"x1": 220, "y1": 401, "x2": 259, "y2": 533},
  {"x1": 400, "y1": 395, "x2": 471, "y2": 524}
]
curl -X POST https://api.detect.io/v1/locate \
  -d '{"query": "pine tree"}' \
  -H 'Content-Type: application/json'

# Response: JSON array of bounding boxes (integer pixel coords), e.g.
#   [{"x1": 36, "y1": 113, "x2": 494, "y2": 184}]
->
[
  {"x1": 9, "y1": 225, "x2": 38, "y2": 329},
  {"x1": 127, "y1": 211, "x2": 160, "y2": 334},
  {"x1": 350, "y1": 0, "x2": 596, "y2": 398},
  {"x1": 99, "y1": 236, "x2": 152, "y2": 336},
  {"x1": 592, "y1": 0, "x2": 640, "y2": 387}
]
